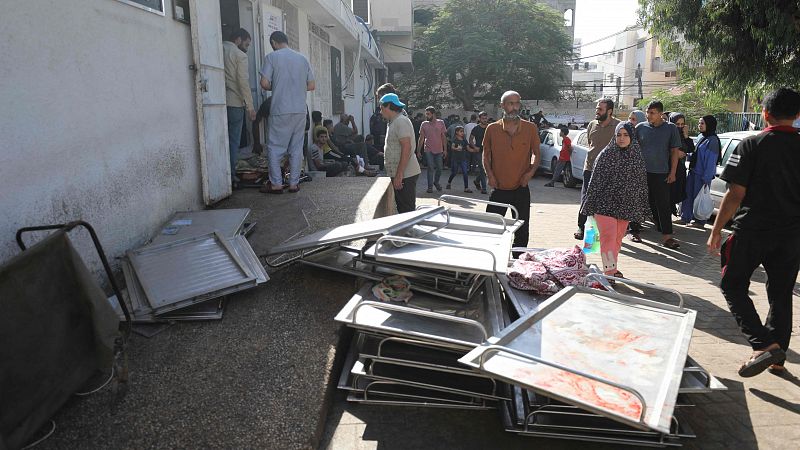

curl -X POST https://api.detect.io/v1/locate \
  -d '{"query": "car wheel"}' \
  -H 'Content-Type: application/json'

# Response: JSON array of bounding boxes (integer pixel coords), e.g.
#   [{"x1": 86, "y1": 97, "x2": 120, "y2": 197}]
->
[
  {"x1": 563, "y1": 164, "x2": 577, "y2": 188},
  {"x1": 550, "y1": 157, "x2": 557, "y2": 174}
]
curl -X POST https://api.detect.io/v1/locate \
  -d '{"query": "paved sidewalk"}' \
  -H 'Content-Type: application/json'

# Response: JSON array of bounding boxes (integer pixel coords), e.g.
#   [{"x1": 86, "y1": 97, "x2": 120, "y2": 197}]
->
[{"x1": 321, "y1": 170, "x2": 800, "y2": 450}]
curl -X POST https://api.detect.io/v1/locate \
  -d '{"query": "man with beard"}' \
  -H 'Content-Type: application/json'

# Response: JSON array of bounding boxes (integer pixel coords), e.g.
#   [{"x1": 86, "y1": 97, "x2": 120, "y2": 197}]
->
[
  {"x1": 223, "y1": 28, "x2": 256, "y2": 189},
  {"x1": 483, "y1": 91, "x2": 541, "y2": 248},
  {"x1": 574, "y1": 98, "x2": 620, "y2": 240},
  {"x1": 259, "y1": 31, "x2": 315, "y2": 194}
]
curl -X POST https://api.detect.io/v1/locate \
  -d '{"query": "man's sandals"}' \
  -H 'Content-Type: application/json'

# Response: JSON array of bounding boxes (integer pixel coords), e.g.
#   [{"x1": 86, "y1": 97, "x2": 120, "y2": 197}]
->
[{"x1": 738, "y1": 344, "x2": 786, "y2": 378}]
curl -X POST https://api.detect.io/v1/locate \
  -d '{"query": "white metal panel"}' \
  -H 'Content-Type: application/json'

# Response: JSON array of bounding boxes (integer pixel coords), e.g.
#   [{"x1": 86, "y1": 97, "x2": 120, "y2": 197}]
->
[{"x1": 190, "y1": 0, "x2": 231, "y2": 205}]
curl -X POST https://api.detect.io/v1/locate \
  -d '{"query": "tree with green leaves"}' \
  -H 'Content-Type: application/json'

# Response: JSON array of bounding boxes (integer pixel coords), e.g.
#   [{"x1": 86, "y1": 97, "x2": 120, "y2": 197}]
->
[
  {"x1": 398, "y1": 0, "x2": 574, "y2": 111},
  {"x1": 636, "y1": 83, "x2": 730, "y2": 132},
  {"x1": 639, "y1": 0, "x2": 800, "y2": 97}
]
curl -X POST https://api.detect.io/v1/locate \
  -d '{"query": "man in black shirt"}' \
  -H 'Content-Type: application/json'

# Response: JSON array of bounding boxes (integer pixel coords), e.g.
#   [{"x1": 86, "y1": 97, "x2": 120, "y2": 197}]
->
[{"x1": 708, "y1": 87, "x2": 800, "y2": 377}]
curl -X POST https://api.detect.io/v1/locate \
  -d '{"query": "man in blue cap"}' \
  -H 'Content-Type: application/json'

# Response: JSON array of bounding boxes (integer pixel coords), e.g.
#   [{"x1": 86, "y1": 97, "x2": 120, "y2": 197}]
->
[{"x1": 380, "y1": 93, "x2": 421, "y2": 213}]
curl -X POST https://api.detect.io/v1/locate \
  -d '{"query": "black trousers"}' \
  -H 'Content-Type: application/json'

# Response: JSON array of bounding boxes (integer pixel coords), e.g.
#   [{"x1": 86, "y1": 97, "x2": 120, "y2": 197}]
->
[
  {"x1": 720, "y1": 233, "x2": 800, "y2": 351},
  {"x1": 487, "y1": 186, "x2": 531, "y2": 249},
  {"x1": 577, "y1": 169, "x2": 592, "y2": 230},
  {"x1": 394, "y1": 174, "x2": 419, "y2": 213},
  {"x1": 630, "y1": 172, "x2": 673, "y2": 236}
]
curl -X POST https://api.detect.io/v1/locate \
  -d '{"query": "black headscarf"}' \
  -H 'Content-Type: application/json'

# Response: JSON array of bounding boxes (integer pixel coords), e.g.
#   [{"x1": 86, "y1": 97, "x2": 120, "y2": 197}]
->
[
  {"x1": 697, "y1": 115, "x2": 721, "y2": 164},
  {"x1": 700, "y1": 115, "x2": 717, "y2": 137}
]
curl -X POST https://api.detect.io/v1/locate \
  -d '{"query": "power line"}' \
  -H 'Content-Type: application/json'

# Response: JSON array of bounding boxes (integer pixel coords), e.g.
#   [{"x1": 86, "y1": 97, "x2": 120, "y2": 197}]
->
[
  {"x1": 567, "y1": 37, "x2": 654, "y2": 61},
  {"x1": 573, "y1": 25, "x2": 642, "y2": 49}
]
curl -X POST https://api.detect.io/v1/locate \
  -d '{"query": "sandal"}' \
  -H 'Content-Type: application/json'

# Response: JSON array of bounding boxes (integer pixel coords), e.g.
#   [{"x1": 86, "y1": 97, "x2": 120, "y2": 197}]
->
[
  {"x1": 573, "y1": 229, "x2": 584, "y2": 240},
  {"x1": 287, "y1": 186, "x2": 300, "y2": 193},
  {"x1": 738, "y1": 346, "x2": 786, "y2": 378},
  {"x1": 662, "y1": 238, "x2": 680, "y2": 249},
  {"x1": 612, "y1": 271, "x2": 624, "y2": 279},
  {"x1": 259, "y1": 181, "x2": 284, "y2": 194},
  {"x1": 629, "y1": 233, "x2": 642, "y2": 243}
]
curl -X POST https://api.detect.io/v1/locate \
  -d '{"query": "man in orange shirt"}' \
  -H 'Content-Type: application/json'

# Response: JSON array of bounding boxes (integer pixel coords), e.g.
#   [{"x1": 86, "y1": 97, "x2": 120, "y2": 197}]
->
[{"x1": 483, "y1": 91, "x2": 541, "y2": 248}]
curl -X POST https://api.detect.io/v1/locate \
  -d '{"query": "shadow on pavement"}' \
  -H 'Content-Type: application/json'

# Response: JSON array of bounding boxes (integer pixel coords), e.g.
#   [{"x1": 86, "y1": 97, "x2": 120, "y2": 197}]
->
[{"x1": 681, "y1": 378, "x2": 758, "y2": 450}]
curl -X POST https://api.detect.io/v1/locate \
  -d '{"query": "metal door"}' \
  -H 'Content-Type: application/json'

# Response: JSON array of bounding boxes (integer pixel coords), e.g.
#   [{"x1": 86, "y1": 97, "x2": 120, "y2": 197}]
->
[{"x1": 189, "y1": 0, "x2": 230, "y2": 205}]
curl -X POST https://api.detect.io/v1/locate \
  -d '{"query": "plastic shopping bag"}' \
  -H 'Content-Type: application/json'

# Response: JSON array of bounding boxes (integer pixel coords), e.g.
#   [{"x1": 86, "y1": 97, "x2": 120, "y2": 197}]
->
[
  {"x1": 693, "y1": 185, "x2": 714, "y2": 221},
  {"x1": 582, "y1": 216, "x2": 601, "y2": 254}
]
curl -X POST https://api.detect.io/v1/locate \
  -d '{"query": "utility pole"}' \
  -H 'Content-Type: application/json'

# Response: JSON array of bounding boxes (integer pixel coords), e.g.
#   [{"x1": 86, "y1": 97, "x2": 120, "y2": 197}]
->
[
  {"x1": 742, "y1": 90, "x2": 749, "y2": 113},
  {"x1": 616, "y1": 76, "x2": 622, "y2": 107},
  {"x1": 635, "y1": 63, "x2": 643, "y2": 104}
]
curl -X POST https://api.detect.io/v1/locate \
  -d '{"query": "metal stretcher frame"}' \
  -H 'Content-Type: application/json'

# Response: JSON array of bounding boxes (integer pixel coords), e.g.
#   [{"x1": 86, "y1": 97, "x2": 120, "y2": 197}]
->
[
  {"x1": 350, "y1": 358, "x2": 507, "y2": 402},
  {"x1": 265, "y1": 206, "x2": 447, "y2": 258},
  {"x1": 299, "y1": 245, "x2": 485, "y2": 303},
  {"x1": 460, "y1": 286, "x2": 696, "y2": 434},
  {"x1": 127, "y1": 231, "x2": 257, "y2": 315},
  {"x1": 337, "y1": 335, "x2": 493, "y2": 409},
  {"x1": 334, "y1": 278, "x2": 504, "y2": 350},
  {"x1": 500, "y1": 390, "x2": 692, "y2": 448},
  {"x1": 437, "y1": 194, "x2": 520, "y2": 220},
  {"x1": 346, "y1": 390, "x2": 495, "y2": 410},
  {"x1": 148, "y1": 208, "x2": 251, "y2": 246}
]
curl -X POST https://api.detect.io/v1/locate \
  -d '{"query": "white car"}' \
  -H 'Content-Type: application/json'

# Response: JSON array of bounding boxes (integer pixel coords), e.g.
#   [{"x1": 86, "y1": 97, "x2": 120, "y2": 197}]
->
[
  {"x1": 702, "y1": 131, "x2": 759, "y2": 210},
  {"x1": 538, "y1": 128, "x2": 584, "y2": 188}
]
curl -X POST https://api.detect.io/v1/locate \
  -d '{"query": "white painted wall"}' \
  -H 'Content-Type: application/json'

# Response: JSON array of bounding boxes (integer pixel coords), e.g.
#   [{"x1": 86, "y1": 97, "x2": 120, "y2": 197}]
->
[{"x1": 0, "y1": 0, "x2": 202, "y2": 275}]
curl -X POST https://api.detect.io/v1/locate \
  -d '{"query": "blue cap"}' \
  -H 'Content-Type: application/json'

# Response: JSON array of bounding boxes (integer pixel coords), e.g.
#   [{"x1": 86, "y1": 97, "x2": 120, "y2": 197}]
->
[{"x1": 379, "y1": 93, "x2": 406, "y2": 108}]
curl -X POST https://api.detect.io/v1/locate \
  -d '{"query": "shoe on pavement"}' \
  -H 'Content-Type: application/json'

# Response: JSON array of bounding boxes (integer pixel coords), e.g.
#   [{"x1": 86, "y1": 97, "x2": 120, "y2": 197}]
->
[
  {"x1": 573, "y1": 228, "x2": 584, "y2": 240},
  {"x1": 464, "y1": 188, "x2": 473, "y2": 193},
  {"x1": 435, "y1": 183, "x2": 443, "y2": 192},
  {"x1": 446, "y1": 184, "x2": 452, "y2": 189},
  {"x1": 426, "y1": 187, "x2": 433, "y2": 193},
  {"x1": 473, "y1": 179, "x2": 481, "y2": 190},
  {"x1": 544, "y1": 182, "x2": 554, "y2": 187},
  {"x1": 629, "y1": 233, "x2": 642, "y2": 243},
  {"x1": 481, "y1": 190, "x2": 488, "y2": 194}
]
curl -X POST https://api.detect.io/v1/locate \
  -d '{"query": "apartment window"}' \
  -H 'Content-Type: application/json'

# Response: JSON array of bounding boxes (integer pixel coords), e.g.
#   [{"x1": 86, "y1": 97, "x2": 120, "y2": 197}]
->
[
  {"x1": 173, "y1": 0, "x2": 189, "y2": 23},
  {"x1": 665, "y1": 71, "x2": 677, "y2": 77},
  {"x1": 617, "y1": 51, "x2": 623, "y2": 63},
  {"x1": 115, "y1": 0, "x2": 164, "y2": 15},
  {"x1": 353, "y1": 0, "x2": 370, "y2": 22}
]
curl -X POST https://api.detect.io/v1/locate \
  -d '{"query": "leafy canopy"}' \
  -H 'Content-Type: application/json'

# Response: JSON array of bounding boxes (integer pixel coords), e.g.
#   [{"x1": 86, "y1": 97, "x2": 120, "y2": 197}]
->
[
  {"x1": 398, "y1": 0, "x2": 574, "y2": 111},
  {"x1": 639, "y1": 0, "x2": 800, "y2": 96}
]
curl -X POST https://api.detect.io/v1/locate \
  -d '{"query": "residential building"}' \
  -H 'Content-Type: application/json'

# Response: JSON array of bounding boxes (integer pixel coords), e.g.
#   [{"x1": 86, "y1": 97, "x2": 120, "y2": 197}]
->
[
  {"x1": 0, "y1": 0, "x2": 387, "y2": 272},
  {"x1": 370, "y1": 0, "x2": 414, "y2": 81},
  {"x1": 592, "y1": 27, "x2": 678, "y2": 109}
]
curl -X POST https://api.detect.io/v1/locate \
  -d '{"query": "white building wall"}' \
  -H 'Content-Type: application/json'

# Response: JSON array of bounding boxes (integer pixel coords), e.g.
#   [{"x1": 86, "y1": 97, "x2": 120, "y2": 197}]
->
[{"x1": 0, "y1": 0, "x2": 202, "y2": 272}]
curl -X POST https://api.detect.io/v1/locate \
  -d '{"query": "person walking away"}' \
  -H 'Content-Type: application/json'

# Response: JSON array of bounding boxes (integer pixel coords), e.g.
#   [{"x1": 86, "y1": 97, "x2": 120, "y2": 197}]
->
[
  {"x1": 381, "y1": 94, "x2": 421, "y2": 213},
  {"x1": 223, "y1": 28, "x2": 256, "y2": 189},
  {"x1": 417, "y1": 107, "x2": 447, "y2": 193},
  {"x1": 669, "y1": 113, "x2": 695, "y2": 216},
  {"x1": 708, "y1": 87, "x2": 800, "y2": 377},
  {"x1": 580, "y1": 122, "x2": 650, "y2": 277},
  {"x1": 629, "y1": 101, "x2": 682, "y2": 248},
  {"x1": 628, "y1": 110, "x2": 646, "y2": 127},
  {"x1": 680, "y1": 115, "x2": 718, "y2": 225},
  {"x1": 483, "y1": 91, "x2": 541, "y2": 249},
  {"x1": 469, "y1": 112, "x2": 490, "y2": 194},
  {"x1": 545, "y1": 126, "x2": 572, "y2": 187},
  {"x1": 446, "y1": 126, "x2": 472, "y2": 193},
  {"x1": 574, "y1": 99, "x2": 620, "y2": 239},
  {"x1": 259, "y1": 31, "x2": 315, "y2": 194}
]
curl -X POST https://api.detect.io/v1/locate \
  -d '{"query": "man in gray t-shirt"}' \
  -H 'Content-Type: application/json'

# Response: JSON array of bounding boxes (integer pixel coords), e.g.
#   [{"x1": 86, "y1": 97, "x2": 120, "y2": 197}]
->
[
  {"x1": 630, "y1": 101, "x2": 683, "y2": 248},
  {"x1": 259, "y1": 31, "x2": 315, "y2": 193}
]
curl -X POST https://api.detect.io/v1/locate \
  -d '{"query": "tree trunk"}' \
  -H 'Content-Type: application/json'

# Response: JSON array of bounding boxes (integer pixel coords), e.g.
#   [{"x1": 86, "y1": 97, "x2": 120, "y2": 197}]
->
[{"x1": 449, "y1": 73, "x2": 476, "y2": 111}]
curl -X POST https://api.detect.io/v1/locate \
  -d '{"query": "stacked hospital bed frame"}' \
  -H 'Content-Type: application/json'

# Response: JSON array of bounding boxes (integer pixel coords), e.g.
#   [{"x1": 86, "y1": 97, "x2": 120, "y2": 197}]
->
[{"x1": 267, "y1": 196, "x2": 727, "y2": 447}]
